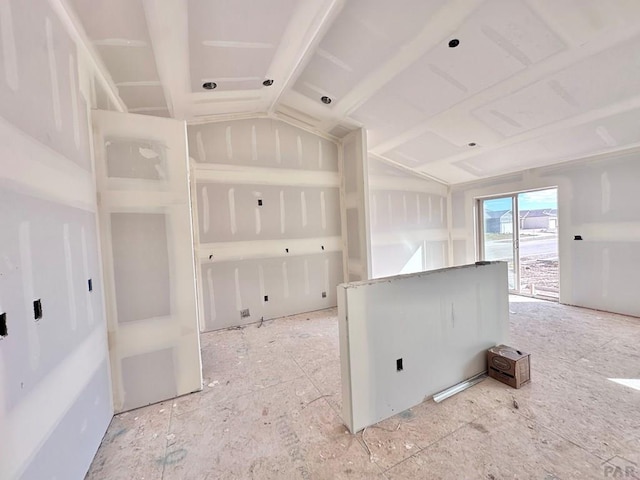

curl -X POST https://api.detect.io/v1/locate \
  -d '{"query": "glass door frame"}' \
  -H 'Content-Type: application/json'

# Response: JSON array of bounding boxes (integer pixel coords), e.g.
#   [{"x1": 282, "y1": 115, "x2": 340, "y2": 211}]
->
[{"x1": 477, "y1": 193, "x2": 521, "y2": 293}]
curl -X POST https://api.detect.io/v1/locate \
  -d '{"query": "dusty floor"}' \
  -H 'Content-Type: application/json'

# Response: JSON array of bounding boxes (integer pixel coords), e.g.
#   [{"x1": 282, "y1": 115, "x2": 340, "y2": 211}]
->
[{"x1": 86, "y1": 298, "x2": 640, "y2": 480}]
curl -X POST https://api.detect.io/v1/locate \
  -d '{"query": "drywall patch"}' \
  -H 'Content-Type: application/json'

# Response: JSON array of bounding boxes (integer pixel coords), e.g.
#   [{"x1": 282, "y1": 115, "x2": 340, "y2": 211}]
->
[
  {"x1": 105, "y1": 138, "x2": 167, "y2": 180},
  {"x1": 206, "y1": 268, "x2": 216, "y2": 323},
  {"x1": 63, "y1": 223, "x2": 77, "y2": 331},
  {"x1": 225, "y1": 126, "x2": 233, "y2": 161},
  {"x1": 80, "y1": 227, "x2": 94, "y2": 325},
  {"x1": 0, "y1": 0, "x2": 19, "y2": 91},
  {"x1": 300, "y1": 191, "x2": 307, "y2": 227},
  {"x1": 196, "y1": 130, "x2": 206, "y2": 162},
  {"x1": 110, "y1": 213, "x2": 171, "y2": 323},
  {"x1": 279, "y1": 190, "x2": 286, "y2": 234},
  {"x1": 602, "y1": 247, "x2": 610, "y2": 298},
  {"x1": 601, "y1": 172, "x2": 610, "y2": 214},
  {"x1": 18, "y1": 221, "x2": 40, "y2": 370},
  {"x1": 228, "y1": 188, "x2": 237, "y2": 235},
  {"x1": 45, "y1": 17, "x2": 62, "y2": 132},
  {"x1": 201, "y1": 186, "x2": 210, "y2": 233}
]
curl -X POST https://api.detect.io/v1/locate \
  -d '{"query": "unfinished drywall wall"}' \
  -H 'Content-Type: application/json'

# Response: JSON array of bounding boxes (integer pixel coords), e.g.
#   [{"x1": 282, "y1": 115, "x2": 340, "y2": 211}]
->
[
  {"x1": 188, "y1": 118, "x2": 343, "y2": 331},
  {"x1": 451, "y1": 150, "x2": 640, "y2": 317},
  {"x1": 0, "y1": 1, "x2": 112, "y2": 478},
  {"x1": 338, "y1": 262, "x2": 509, "y2": 433},
  {"x1": 368, "y1": 157, "x2": 450, "y2": 278},
  {"x1": 93, "y1": 110, "x2": 202, "y2": 412}
]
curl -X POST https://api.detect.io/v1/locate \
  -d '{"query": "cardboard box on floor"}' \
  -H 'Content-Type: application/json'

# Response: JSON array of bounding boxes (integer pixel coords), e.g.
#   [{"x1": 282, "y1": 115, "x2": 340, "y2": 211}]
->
[{"x1": 487, "y1": 345, "x2": 531, "y2": 389}]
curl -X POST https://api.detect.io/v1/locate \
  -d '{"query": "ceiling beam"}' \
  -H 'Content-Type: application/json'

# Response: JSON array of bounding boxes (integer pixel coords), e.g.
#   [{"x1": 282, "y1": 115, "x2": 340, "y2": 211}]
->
[
  {"x1": 141, "y1": 0, "x2": 189, "y2": 119},
  {"x1": 320, "y1": 0, "x2": 485, "y2": 131},
  {"x1": 49, "y1": 0, "x2": 126, "y2": 112},
  {"x1": 370, "y1": 20, "x2": 640, "y2": 157},
  {"x1": 266, "y1": 0, "x2": 346, "y2": 114}
]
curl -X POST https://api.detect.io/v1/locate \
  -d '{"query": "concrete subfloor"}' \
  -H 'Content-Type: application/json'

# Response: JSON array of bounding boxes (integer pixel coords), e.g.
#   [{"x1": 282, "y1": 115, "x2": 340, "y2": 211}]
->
[{"x1": 86, "y1": 297, "x2": 640, "y2": 479}]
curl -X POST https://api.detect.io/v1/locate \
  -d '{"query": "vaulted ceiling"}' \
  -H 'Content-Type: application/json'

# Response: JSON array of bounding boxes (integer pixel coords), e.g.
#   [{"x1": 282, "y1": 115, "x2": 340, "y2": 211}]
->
[{"x1": 66, "y1": 0, "x2": 640, "y2": 184}]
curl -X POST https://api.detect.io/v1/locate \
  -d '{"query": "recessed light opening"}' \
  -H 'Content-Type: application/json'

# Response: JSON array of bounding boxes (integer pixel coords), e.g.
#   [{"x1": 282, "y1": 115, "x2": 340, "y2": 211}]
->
[
  {"x1": 468, "y1": 142, "x2": 477, "y2": 147},
  {"x1": 262, "y1": 79, "x2": 274, "y2": 87},
  {"x1": 321, "y1": 96, "x2": 332, "y2": 105},
  {"x1": 448, "y1": 38, "x2": 460, "y2": 48},
  {"x1": 202, "y1": 82, "x2": 217, "y2": 90}
]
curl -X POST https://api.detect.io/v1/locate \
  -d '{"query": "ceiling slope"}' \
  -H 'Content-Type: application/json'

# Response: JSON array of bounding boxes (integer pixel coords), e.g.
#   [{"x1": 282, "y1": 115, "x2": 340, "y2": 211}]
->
[{"x1": 66, "y1": 0, "x2": 640, "y2": 184}]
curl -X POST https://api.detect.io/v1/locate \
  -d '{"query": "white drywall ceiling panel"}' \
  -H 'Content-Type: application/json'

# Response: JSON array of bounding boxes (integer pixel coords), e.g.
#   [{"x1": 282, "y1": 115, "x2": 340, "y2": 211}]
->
[
  {"x1": 69, "y1": 0, "x2": 150, "y2": 42},
  {"x1": 353, "y1": 0, "x2": 565, "y2": 148},
  {"x1": 452, "y1": 106, "x2": 640, "y2": 182},
  {"x1": 384, "y1": 131, "x2": 465, "y2": 167},
  {"x1": 188, "y1": 119, "x2": 339, "y2": 171},
  {"x1": 188, "y1": 0, "x2": 298, "y2": 92},
  {"x1": 69, "y1": 0, "x2": 167, "y2": 113},
  {"x1": 473, "y1": 35, "x2": 640, "y2": 138},
  {"x1": 117, "y1": 85, "x2": 167, "y2": 110},
  {"x1": 294, "y1": 0, "x2": 446, "y2": 102},
  {"x1": 453, "y1": 141, "x2": 552, "y2": 178},
  {"x1": 96, "y1": 45, "x2": 162, "y2": 83},
  {"x1": 550, "y1": 36, "x2": 640, "y2": 112},
  {"x1": 338, "y1": 262, "x2": 509, "y2": 433},
  {"x1": 530, "y1": 0, "x2": 640, "y2": 47},
  {"x1": 350, "y1": 84, "x2": 428, "y2": 147}
]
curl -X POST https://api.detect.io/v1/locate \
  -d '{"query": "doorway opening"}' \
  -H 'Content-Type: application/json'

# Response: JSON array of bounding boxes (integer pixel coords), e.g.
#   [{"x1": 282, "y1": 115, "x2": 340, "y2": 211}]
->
[{"x1": 478, "y1": 188, "x2": 558, "y2": 299}]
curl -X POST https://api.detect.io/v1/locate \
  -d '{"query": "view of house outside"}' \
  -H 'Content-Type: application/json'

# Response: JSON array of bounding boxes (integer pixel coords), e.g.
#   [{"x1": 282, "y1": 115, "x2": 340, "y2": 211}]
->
[{"x1": 482, "y1": 188, "x2": 558, "y2": 297}]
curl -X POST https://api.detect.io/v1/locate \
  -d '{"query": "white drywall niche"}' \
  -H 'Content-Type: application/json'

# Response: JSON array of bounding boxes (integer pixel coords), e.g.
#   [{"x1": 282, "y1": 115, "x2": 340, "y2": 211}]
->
[
  {"x1": 188, "y1": 117, "x2": 344, "y2": 331},
  {"x1": 338, "y1": 261, "x2": 509, "y2": 433}
]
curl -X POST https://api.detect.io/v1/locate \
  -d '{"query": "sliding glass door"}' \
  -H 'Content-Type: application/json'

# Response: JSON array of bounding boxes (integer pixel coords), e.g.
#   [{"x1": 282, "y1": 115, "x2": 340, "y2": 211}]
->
[
  {"x1": 479, "y1": 189, "x2": 559, "y2": 297},
  {"x1": 480, "y1": 195, "x2": 518, "y2": 290}
]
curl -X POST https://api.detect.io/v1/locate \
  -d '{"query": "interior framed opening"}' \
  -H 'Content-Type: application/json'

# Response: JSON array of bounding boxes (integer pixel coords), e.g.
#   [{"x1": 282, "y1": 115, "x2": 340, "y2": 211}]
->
[{"x1": 477, "y1": 187, "x2": 559, "y2": 299}]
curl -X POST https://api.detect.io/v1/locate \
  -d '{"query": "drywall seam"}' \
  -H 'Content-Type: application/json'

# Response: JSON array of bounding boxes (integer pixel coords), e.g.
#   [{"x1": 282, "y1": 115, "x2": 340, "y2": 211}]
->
[
  {"x1": 0, "y1": 0, "x2": 18, "y2": 91},
  {"x1": 0, "y1": 327, "x2": 108, "y2": 480},
  {"x1": 194, "y1": 164, "x2": 340, "y2": 187},
  {"x1": 571, "y1": 222, "x2": 640, "y2": 241},
  {"x1": 368, "y1": 175, "x2": 448, "y2": 195},
  {"x1": 197, "y1": 236, "x2": 342, "y2": 262},
  {"x1": 446, "y1": 186, "x2": 454, "y2": 265},
  {"x1": 0, "y1": 116, "x2": 95, "y2": 211},
  {"x1": 369, "y1": 230, "x2": 449, "y2": 246}
]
